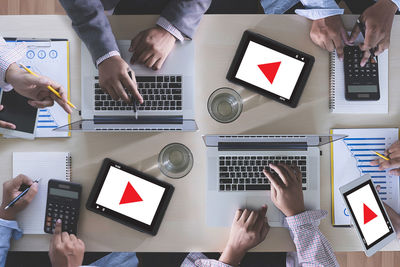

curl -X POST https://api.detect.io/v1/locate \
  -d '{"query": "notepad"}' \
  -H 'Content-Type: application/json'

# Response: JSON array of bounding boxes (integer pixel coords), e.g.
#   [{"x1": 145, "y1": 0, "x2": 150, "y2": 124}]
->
[
  {"x1": 13, "y1": 152, "x2": 71, "y2": 234},
  {"x1": 329, "y1": 34, "x2": 388, "y2": 113},
  {"x1": 331, "y1": 128, "x2": 399, "y2": 226},
  {"x1": 5, "y1": 39, "x2": 71, "y2": 137}
]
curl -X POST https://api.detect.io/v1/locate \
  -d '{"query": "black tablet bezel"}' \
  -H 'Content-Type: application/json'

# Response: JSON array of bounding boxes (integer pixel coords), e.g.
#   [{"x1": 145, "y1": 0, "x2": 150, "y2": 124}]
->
[
  {"x1": 343, "y1": 179, "x2": 394, "y2": 249},
  {"x1": 226, "y1": 30, "x2": 315, "y2": 108},
  {"x1": 86, "y1": 158, "x2": 174, "y2": 236}
]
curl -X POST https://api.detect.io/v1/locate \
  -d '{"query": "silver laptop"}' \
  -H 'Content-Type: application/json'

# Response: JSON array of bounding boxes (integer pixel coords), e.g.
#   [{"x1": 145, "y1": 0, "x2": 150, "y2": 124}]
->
[
  {"x1": 56, "y1": 40, "x2": 197, "y2": 132},
  {"x1": 203, "y1": 134, "x2": 346, "y2": 227}
]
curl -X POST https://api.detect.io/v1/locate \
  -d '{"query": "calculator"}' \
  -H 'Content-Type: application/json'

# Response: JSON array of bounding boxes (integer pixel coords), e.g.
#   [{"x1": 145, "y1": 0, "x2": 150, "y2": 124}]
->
[
  {"x1": 343, "y1": 46, "x2": 380, "y2": 101},
  {"x1": 44, "y1": 180, "x2": 82, "y2": 235}
]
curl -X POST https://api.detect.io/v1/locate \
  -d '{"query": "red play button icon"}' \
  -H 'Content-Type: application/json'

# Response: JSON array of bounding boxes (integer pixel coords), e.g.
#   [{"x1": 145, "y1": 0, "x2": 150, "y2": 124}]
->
[
  {"x1": 363, "y1": 203, "x2": 377, "y2": 224},
  {"x1": 119, "y1": 182, "x2": 143, "y2": 204},
  {"x1": 258, "y1": 61, "x2": 281, "y2": 84}
]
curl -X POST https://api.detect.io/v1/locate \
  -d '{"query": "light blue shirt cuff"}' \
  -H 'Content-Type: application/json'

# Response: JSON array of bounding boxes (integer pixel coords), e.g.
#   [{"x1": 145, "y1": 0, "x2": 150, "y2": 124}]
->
[
  {"x1": 296, "y1": 0, "x2": 343, "y2": 20},
  {"x1": 156, "y1": 17, "x2": 184, "y2": 42},
  {"x1": 391, "y1": 0, "x2": 400, "y2": 10},
  {"x1": 0, "y1": 219, "x2": 22, "y2": 240},
  {"x1": 295, "y1": 9, "x2": 344, "y2": 20}
]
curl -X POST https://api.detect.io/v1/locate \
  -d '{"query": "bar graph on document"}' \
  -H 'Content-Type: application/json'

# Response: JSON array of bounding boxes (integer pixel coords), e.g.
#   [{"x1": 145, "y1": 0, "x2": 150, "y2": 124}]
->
[
  {"x1": 36, "y1": 107, "x2": 69, "y2": 138},
  {"x1": 343, "y1": 137, "x2": 393, "y2": 202},
  {"x1": 331, "y1": 128, "x2": 399, "y2": 225}
]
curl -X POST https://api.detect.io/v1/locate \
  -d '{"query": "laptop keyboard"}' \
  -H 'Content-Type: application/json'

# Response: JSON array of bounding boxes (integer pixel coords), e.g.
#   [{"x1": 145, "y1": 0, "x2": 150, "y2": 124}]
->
[
  {"x1": 219, "y1": 156, "x2": 307, "y2": 191},
  {"x1": 94, "y1": 75, "x2": 183, "y2": 111}
]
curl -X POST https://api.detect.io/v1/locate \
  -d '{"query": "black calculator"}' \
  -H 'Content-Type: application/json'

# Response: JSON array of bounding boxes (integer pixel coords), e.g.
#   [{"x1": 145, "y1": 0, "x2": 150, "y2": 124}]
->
[
  {"x1": 44, "y1": 180, "x2": 82, "y2": 235},
  {"x1": 343, "y1": 46, "x2": 380, "y2": 101}
]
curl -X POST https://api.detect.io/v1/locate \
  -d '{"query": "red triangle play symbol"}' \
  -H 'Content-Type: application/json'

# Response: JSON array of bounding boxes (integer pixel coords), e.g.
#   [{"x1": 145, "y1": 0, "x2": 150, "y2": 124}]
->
[
  {"x1": 363, "y1": 203, "x2": 377, "y2": 224},
  {"x1": 258, "y1": 61, "x2": 281, "y2": 84},
  {"x1": 119, "y1": 182, "x2": 143, "y2": 204}
]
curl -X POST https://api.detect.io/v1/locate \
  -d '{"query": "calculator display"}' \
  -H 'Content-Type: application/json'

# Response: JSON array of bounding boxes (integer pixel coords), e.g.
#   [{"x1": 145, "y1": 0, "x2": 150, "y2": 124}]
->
[
  {"x1": 49, "y1": 188, "x2": 79, "y2": 199},
  {"x1": 348, "y1": 85, "x2": 378, "y2": 93}
]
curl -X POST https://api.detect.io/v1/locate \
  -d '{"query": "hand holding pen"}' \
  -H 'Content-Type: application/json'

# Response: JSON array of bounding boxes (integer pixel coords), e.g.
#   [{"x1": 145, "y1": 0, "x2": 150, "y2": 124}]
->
[
  {"x1": 128, "y1": 70, "x2": 139, "y2": 119},
  {"x1": 371, "y1": 141, "x2": 400, "y2": 176},
  {"x1": 0, "y1": 175, "x2": 39, "y2": 220}
]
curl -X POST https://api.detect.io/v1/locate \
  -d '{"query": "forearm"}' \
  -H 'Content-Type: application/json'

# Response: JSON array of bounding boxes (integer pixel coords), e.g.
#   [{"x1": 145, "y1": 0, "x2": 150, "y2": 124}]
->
[
  {"x1": 58, "y1": 0, "x2": 119, "y2": 64},
  {"x1": 0, "y1": 220, "x2": 23, "y2": 267},
  {"x1": 286, "y1": 210, "x2": 339, "y2": 267},
  {"x1": 0, "y1": 36, "x2": 26, "y2": 91},
  {"x1": 160, "y1": 0, "x2": 212, "y2": 39}
]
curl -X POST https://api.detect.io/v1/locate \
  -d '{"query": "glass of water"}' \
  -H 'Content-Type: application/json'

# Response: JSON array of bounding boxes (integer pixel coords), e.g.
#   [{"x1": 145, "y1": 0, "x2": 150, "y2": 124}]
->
[
  {"x1": 207, "y1": 87, "x2": 243, "y2": 123},
  {"x1": 158, "y1": 143, "x2": 194, "y2": 179}
]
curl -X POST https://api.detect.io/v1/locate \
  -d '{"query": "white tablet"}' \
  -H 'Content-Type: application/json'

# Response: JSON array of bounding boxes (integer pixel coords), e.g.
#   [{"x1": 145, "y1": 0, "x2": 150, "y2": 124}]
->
[
  {"x1": 340, "y1": 174, "x2": 396, "y2": 256},
  {"x1": 0, "y1": 89, "x2": 38, "y2": 139}
]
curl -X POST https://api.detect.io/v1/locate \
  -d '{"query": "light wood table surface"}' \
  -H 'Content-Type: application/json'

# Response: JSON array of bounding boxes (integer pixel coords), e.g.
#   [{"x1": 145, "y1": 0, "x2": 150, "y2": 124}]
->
[{"x1": 0, "y1": 14, "x2": 400, "y2": 252}]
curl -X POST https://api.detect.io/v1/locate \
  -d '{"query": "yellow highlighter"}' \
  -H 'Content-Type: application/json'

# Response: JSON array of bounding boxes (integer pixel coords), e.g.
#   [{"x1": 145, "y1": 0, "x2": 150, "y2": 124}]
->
[
  {"x1": 373, "y1": 151, "x2": 390, "y2": 161},
  {"x1": 19, "y1": 64, "x2": 77, "y2": 110}
]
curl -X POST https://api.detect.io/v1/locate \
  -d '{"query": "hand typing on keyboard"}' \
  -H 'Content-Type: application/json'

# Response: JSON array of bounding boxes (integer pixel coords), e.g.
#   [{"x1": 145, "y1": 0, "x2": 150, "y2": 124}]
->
[
  {"x1": 97, "y1": 55, "x2": 143, "y2": 104},
  {"x1": 219, "y1": 206, "x2": 269, "y2": 266},
  {"x1": 263, "y1": 164, "x2": 305, "y2": 217},
  {"x1": 129, "y1": 26, "x2": 176, "y2": 70}
]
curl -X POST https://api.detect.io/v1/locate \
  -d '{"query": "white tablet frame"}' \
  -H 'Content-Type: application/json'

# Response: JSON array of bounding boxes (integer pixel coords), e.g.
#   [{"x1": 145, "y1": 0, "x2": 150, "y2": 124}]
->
[{"x1": 339, "y1": 174, "x2": 397, "y2": 256}]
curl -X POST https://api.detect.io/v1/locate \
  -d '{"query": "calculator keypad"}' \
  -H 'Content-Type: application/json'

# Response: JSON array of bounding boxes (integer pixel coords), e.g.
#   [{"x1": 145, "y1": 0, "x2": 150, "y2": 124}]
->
[
  {"x1": 344, "y1": 46, "x2": 378, "y2": 85},
  {"x1": 45, "y1": 203, "x2": 78, "y2": 234}
]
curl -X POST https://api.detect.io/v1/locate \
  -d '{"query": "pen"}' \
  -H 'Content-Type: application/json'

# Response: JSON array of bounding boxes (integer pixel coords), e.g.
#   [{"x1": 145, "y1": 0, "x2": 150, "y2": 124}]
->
[
  {"x1": 19, "y1": 64, "x2": 78, "y2": 110},
  {"x1": 373, "y1": 151, "x2": 389, "y2": 161},
  {"x1": 128, "y1": 71, "x2": 138, "y2": 119},
  {"x1": 356, "y1": 18, "x2": 378, "y2": 64},
  {"x1": 4, "y1": 178, "x2": 41, "y2": 210}
]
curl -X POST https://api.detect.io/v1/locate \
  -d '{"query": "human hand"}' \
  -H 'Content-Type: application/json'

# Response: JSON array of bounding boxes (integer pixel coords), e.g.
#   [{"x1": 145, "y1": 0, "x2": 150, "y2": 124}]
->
[
  {"x1": 129, "y1": 26, "x2": 176, "y2": 70},
  {"x1": 49, "y1": 219, "x2": 85, "y2": 267},
  {"x1": 5, "y1": 63, "x2": 72, "y2": 114},
  {"x1": 0, "y1": 174, "x2": 38, "y2": 221},
  {"x1": 349, "y1": 0, "x2": 398, "y2": 66},
  {"x1": 384, "y1": 203, "x2": 400, "y2": 239},
  {"x1": 219, "y1": 206, "x2": 269, "y2": 266},
  {"x1": 263, "y1": 164, "x2": 305, "y2": 217},
  {"x1": 98, "y1": 55, "x2": 143, "y2": 104},
  {"x1": 0, "y1": 105, "x2": 16, "y2": 129},
  {"x1": 310, "y1": 15, "x2": 350, "y2": 60},
  {"x1": 370, "y1": 141, "x2": 400, "y2": 175}
]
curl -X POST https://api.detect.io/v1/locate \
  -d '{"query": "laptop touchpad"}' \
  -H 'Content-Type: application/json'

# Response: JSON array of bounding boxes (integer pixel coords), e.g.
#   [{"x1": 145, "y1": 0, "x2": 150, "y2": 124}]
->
[{"x1": 246, "y1": 196, "x2": 283, "y2": 223}]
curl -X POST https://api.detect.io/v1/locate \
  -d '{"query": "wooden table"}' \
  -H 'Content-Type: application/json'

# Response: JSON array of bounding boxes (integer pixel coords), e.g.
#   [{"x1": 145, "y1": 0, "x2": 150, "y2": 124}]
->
[{"x1": 1, "y1": 14, "x2": 400, "y2": 252}]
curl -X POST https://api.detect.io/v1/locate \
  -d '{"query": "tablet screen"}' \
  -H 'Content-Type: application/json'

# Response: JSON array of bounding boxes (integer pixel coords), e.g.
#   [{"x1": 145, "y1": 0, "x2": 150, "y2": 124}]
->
[
  {"x1": 0, "y1": 90, "x2": 37, "y2": 134},
  {"x1": 95, "y1": 166, "x2": 166, "y2": 226},
  {"x1": 343, "y1": 180, "x2": 393, "y2": 248},
  {"x1": 235, "y1": 41, "x2": 305, "y2": 100}
]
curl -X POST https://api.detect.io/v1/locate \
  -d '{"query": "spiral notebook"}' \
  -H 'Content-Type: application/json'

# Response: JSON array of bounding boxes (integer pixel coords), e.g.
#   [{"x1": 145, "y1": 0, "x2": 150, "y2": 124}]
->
[
  {"x1": 13, "y1": 152, "x2": 71, "y2": 234},
  {"x1": 329, "y1": 49, "x2": 389, "y2": 114}
]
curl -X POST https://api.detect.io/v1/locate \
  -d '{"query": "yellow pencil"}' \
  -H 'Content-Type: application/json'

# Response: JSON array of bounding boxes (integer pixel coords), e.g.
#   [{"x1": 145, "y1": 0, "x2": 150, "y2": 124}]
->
[
  {"x1": 373, "y1": 151, "x2": 390, "y2": 161},
  {"x1": 19, "y1": 64, "x2": 77, "y2": 110}
]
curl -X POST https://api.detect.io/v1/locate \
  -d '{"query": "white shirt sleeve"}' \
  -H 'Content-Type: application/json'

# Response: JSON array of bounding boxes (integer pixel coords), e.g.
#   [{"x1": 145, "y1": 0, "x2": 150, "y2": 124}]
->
[
  {"x1": 295, "y1": 0, "x2": 344, "y2": 20},
  {"x1": 0, "y1": 37, "x2": 27, "y2": 91}
]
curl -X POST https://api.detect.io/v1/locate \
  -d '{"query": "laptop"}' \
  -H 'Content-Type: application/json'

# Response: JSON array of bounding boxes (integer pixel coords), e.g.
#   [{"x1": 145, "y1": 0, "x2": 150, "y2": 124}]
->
[
  {"x1": 203, "y1": 134, "x2": 346, "y2": 227},
  {"x1": 56, "y1": 40, "x2": 197, "y2": 132}
]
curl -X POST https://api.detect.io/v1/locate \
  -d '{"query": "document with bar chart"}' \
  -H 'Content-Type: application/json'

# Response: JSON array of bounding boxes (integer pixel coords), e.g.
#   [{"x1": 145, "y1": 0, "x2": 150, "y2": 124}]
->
[
  {"x1": 331, "y1": 128, "x2": 399, "y2": 226},
  {"x1": 5, "y1": 39, "x2": 71, "y2": 137}
]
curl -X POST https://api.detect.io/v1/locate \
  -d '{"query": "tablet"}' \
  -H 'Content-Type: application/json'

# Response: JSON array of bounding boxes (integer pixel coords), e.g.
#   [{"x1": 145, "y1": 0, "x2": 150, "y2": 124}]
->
[
  {"x1": 0, "y1": 89, "x2": 38, "y2": 139},
  {"x1": 86, "y1": 158, "x2": 174, "y2": 235},
  {"x1": 340, "y1": 174, "x2": 396, "y2": 256},
  {"x1": 226, "y1": 31, "x2": 314, "y2": 108}
]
